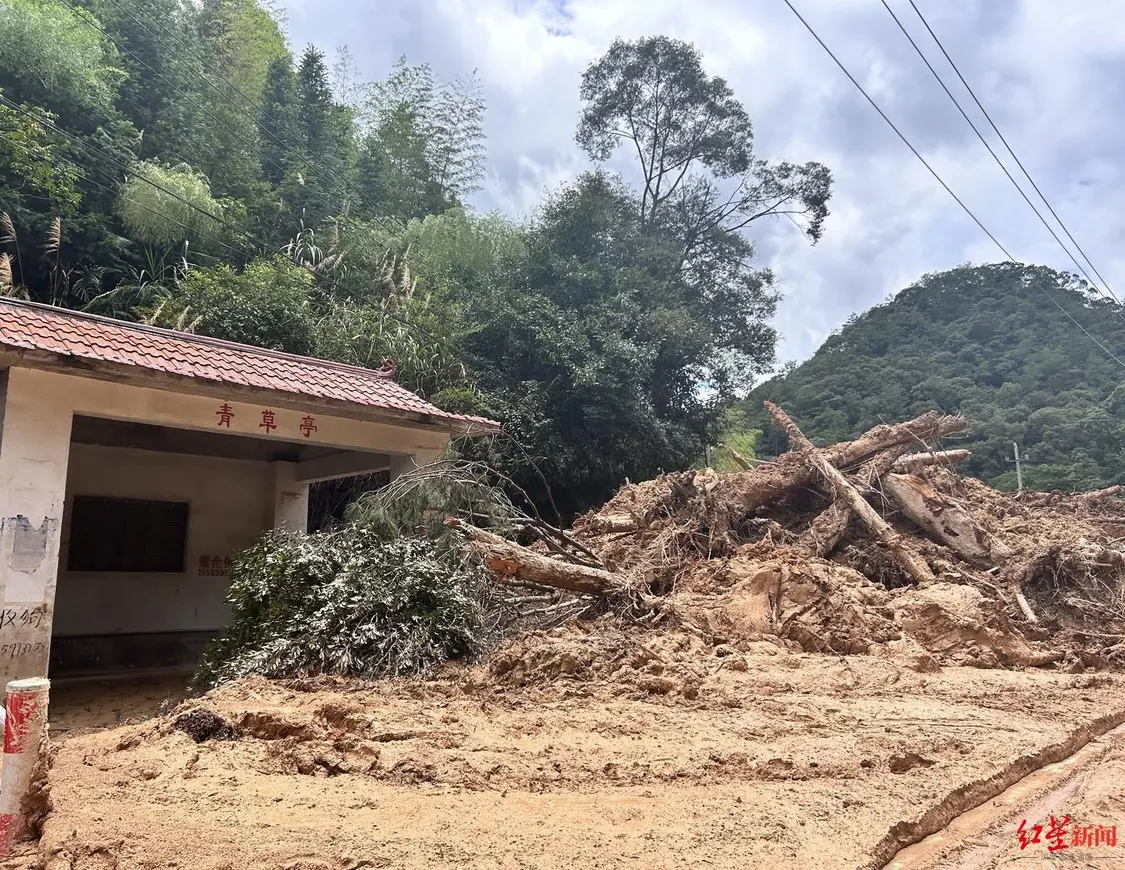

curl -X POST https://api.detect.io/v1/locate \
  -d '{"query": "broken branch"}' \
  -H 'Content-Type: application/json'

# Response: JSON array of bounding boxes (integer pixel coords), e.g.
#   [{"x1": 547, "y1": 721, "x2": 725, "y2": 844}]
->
[
  {"x1": 727, "y1": 446, "x2": 752, "y2": 470},
  {"x1": 1014, "y1": 588, "x2": 1040, "y2": 624}
]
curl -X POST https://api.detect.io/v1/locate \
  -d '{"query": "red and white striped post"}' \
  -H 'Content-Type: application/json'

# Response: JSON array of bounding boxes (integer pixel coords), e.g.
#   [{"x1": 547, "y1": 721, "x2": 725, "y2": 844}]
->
[{"x1": 0, "y1": 678, "x2": 49, "y2": 856}]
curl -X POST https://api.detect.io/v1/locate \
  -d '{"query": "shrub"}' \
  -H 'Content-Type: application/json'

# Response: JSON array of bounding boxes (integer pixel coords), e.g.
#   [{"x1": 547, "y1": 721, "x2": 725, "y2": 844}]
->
[
  {"x1": 195, "y1": 527, "x2": 498, "y2": 688},
  {"x1": 153, "y1": 256, "x2": 315, "y2": 354}
]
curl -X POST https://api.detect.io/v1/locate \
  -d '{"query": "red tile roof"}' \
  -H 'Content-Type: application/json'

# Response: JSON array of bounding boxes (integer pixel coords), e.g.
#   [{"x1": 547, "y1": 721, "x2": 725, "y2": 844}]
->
[{"x1": 0, "y1": 299, "x2": 499, "y2": 432}]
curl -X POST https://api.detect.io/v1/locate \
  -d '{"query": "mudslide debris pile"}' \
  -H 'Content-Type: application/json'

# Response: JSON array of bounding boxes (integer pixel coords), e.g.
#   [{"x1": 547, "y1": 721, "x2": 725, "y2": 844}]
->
[{"x1": 451, "y1": 405, "x2": 1125, "y2": 671}]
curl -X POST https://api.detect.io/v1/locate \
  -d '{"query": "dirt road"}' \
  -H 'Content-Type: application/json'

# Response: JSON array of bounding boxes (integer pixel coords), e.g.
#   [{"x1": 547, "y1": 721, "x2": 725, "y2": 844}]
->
[
  {"x1": 890, "y1": 722, "x2": 1125, "y2": 869},
  {"x1": 28, "y1": 628, "x2": 1125, "y2": 870}
]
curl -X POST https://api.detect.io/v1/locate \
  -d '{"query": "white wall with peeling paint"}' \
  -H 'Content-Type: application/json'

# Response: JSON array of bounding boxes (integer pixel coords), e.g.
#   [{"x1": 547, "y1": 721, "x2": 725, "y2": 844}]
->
[
  {"x1": 54, "y1": 444, "x2": 273, "y2": 637},
  {"x1": 0, "y1": 368, "x2": 74, "y2": 678}
]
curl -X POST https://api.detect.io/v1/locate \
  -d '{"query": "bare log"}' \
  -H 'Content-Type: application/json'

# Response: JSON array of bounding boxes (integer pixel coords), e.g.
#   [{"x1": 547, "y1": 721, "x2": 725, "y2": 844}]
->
[
  {"x1": 1079, "y1": 485, "x2": 1123, "y2": 501},
  {"x1": 715, "y1": 410, "x2": 967, "y2": 517},
  {"x1": 766, "y1": 402, "x2": 936, "y2": 586},
  {"x1": 802, "y1": 443, "x2": 941, "y2": 558},
  {"x1": 1014, "y1": 588, "x2": 1040, "y2": 624},
  {"x1": 579, "y1": 513, "x2": 639, "y2": 535},
  {"x1": 882, "y1": 472, "x2": 1014, "y2": 568},
  {"x1": 727, "y1": 447, "x2": 753, "y2": 471},
  {"x1": 893, "y1": 449, "x2": 971, "y2": 474},
  {"x1": 445, "y1": 518, "x2": 629, "y2": 596}
]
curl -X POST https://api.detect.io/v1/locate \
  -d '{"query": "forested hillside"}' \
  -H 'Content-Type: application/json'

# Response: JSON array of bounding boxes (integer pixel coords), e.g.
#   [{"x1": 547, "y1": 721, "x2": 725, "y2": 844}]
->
[
  {"x1": 0, "y1": 0, "x2": 832, "y2": 517},
  {"x1": 745, "y1": 262, "x2": 1125, "y2": 492}
]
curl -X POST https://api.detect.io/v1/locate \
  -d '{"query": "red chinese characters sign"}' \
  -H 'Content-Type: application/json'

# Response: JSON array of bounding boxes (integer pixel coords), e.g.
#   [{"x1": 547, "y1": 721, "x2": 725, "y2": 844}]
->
[{"x1": 212, "y1": 403, "x2": 318, "y2": 439}]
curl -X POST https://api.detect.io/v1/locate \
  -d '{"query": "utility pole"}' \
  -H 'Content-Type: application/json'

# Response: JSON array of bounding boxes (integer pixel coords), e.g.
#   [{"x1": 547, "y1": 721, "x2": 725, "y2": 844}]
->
[{"x1": 1008, "y1": 441, "x2": 1025, "y2": 493}]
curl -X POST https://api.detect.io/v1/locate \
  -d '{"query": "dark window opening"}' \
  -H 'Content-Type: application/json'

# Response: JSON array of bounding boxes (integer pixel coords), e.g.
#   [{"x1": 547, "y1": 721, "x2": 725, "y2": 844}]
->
[{"x1": 67, "y1": 497, "x2": 189, "y2": 573}]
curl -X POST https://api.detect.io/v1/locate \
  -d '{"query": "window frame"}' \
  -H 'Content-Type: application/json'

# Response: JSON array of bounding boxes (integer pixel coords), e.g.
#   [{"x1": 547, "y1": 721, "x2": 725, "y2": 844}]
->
[{"x1": 66, "y1": 495, "x2": 190, "y2": 574}]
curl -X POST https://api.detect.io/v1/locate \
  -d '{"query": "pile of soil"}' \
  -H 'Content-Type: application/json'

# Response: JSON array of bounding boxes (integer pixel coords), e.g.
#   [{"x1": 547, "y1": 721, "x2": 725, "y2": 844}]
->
[{"x1": 539, "y1": 411, "x2": 1125, "y2": 673}]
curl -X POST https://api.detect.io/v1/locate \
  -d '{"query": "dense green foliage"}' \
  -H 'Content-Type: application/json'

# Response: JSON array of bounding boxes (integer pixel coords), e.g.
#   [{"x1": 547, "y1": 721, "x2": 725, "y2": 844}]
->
[
  {"x1": 196, "y1": 529, "x2": 496, "y2": 686},
  {"x1": 744, "y1": 263, "x2": 1125, "y2": 492},
  {"x1": 0, "y1": 3, "x2": 829, "y2": 516}
]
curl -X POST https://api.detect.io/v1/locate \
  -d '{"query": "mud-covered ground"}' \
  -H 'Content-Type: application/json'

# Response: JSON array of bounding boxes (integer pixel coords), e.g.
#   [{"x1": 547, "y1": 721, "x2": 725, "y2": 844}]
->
[{"x1": 28, "y1": 627, "x2": 1125, "y2": 870}]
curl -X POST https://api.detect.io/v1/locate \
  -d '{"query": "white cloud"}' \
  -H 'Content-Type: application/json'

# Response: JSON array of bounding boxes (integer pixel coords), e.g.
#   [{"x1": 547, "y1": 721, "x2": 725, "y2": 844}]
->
[{"x1": 279, "y1": 0, "x2": 1125, "y2": 365}]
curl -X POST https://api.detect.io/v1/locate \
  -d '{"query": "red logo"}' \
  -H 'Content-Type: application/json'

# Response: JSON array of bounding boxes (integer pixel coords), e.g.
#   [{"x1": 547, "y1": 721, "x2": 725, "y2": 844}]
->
[{"x1": 1018, "y1": 818, "x2": 1119, "y2": 851}]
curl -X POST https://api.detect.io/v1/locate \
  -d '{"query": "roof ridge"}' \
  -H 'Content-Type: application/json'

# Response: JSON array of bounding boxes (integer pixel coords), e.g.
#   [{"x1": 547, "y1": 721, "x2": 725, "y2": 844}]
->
[{"x1": 0, "y1": 297, "x2": 411, "y2": 386}]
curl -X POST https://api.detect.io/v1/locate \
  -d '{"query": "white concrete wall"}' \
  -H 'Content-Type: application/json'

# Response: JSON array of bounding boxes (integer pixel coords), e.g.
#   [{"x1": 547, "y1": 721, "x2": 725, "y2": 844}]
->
[
  {"x1": 36, "y1": 368, "x2": 452, "y2": 456},
  {"x1": 0, "y1": 368, "x2": 74, "y2": 680},
  {"x1": 54, "y1": 444, "x2": 272, "y2": 637}
]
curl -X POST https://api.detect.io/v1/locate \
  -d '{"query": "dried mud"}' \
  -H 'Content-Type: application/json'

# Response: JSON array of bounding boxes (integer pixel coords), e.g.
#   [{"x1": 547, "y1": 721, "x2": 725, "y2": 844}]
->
[{"x1": 31, "y1": 628, "x2": 1125, "y2": 870}]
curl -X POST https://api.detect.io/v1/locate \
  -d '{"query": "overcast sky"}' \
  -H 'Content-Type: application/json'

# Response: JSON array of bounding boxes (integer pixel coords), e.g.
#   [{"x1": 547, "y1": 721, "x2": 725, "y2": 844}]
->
[{"x1": 277, "y1": 0, "x2": 1125, "y2": 368}]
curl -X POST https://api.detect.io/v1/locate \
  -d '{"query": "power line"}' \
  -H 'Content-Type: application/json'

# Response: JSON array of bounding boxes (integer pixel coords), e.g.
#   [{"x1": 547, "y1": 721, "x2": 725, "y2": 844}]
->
[
  {"x1": 63, "y1": 0, "x2": 374, "y2": 234},
  {"x1": 779, "y1": 0, "x2": 1125, "y2": 370},
  {"x1": 57, "y1": 0, "x2": 296, "y2": 189},
  {"x1": 879, "y1": 0, "x2": 1125, "y2": 317},
  {"x1": 780, "y1": 0, "x2": 1013, "y2": 258},
  {"x1": 2, "y1": 95, "x2": 458, "y2": 356},
  {"x1": 906, "y1": 0, "x2": 1121, "y2": 305},
  {"x1": 93, "y1": 0, "x2": 372, "y2": 223},
  {"x1": 98, "y1": 0, "x2": 294, "y2": 154},
  {"x1": 0, "y1": 93, "x2": 271, "y2": 256},
  {"x1": 4, "y1": 138, "x2": 234, "y2": 265}
]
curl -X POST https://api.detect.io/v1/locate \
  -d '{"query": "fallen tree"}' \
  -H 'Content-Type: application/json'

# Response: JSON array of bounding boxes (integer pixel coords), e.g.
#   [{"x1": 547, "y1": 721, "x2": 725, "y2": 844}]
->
[
  {"x1": 765, "y1": 402, "x2": 936, "y2": 586},
  {"x1": 882, "y1": 472, "x2": 1012, "y2": 568},
  {"x1": 445, "y1": 402, "x2": 1125, "y2": 670},
  {"x1": 893, "y1": 449, "x2": 971, "y2": 474},
  {"x1": 455, "y1": 404, "x2": 967, "y2": 591},
  {"x1": 445, "y1": 518, "x2": 630, "y2": 597}
]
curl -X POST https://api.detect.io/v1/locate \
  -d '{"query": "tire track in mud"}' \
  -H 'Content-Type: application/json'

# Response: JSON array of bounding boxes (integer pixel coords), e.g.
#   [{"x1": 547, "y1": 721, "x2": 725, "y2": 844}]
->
[{"x1": 869, "y1": 706, "x2": 1125, "y2": 870}]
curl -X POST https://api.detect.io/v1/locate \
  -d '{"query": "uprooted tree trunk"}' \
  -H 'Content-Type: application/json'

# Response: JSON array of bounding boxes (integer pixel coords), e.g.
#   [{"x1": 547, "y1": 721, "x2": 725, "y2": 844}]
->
[
  {"x1": 445, "y1": 518, "x2": 630, "y2": 597},
  {"x1": 802, "y1": 502, "x2": 852, "y2": 557},
  {"x1": 710, "y1": 410, "x2": 967, "y2": 515},
  {"x1": 766, "y1": 402, "x2": 937, "y2": 586},
  {"x1": 893, "y1": 449, "x2": 971, "y2": 474},
  {"x1": 882, "y1": 473, "x2": 1013, "y2": 568},
  {"x1": 800, "y1": 436, "x2": 938, "y2": 558}
]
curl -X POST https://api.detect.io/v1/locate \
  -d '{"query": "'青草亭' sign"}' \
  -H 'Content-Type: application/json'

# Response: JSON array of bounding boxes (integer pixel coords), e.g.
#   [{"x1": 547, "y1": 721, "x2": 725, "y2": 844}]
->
[{"x1": 213, "y1": 403, "x2": 317, "y2": 440}]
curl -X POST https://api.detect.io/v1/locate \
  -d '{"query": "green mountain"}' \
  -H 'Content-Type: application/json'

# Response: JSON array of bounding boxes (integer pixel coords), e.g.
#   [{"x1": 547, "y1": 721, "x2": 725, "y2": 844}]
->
[{"x1": 742, "y1": 262, "x2": 1125, "y2": 492}]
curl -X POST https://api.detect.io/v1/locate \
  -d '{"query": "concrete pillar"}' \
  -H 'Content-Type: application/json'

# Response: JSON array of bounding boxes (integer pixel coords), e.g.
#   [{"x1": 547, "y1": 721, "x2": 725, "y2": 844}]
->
[
  {"x1": 0, "y1": 369, "x2": 74, "y2": 684},
  {"x1": 270, "y1": 461, "x2": 309, "y2": 532}
]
